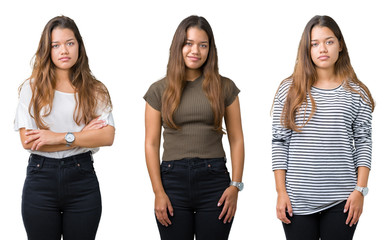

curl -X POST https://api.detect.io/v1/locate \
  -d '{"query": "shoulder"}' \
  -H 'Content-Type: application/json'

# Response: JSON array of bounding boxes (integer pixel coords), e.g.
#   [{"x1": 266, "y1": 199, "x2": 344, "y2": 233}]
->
[
  {"x1": 149, "y1": 77, "x2": 167, "y2": 91},
  {"x1": 275, "y1": 78, "x2": 293, "y2": 102},
  {"x1": 220, "y1": 75, "x2": 239, "y2": 93},
  {"x1": 18, "y1": 79, "x2": 33, "y2": 101}
]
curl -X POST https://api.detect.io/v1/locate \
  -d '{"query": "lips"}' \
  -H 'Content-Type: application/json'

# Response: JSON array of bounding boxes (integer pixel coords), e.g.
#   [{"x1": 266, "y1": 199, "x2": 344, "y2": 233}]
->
[
  {"x1": 318, "y1": 55, "x2": 329, "y2": 60},
  {"x1": 188, "y1": 56, "x2": 200, "y2": 61},
  {"x1": 59, "y1": 57, "x2": 70, "y2": 61}
]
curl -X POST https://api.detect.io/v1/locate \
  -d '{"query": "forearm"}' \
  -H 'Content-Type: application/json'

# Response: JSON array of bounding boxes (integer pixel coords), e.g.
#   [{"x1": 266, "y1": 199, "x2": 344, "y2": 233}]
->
[
  {"x1": 356, "y1": 166, "x2": 370, "y2": 187},
  {"x1": 229, "y1": 139, "x2": 244, "y2": 182},
  {"x1": 274, "y1": 170, "x2": 287, "y2": 194},
  {"x1": 145, "y1": 144, "x2": 165, "y2": 195},
  {"x1": 73, "y1": 125, "x2": 115, "y2": 148}
]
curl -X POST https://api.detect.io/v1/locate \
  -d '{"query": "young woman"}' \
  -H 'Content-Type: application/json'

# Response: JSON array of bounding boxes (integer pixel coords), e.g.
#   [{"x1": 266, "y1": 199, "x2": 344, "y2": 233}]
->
[
  {"x1": 272, "y1": 15, "x2": 374, "y2": 240},
  {"x1": 144, "y1": 15, "x2": 244, "y2": 240},
  {"x1": 14, "y1": 16, "x2": 115, "y2": 240}
]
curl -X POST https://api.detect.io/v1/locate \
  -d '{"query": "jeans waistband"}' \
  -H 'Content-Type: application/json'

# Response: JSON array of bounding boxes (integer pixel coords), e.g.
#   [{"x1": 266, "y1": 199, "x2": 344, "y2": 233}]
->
[
  {"x1": 162, "y1": 157, "x2": 226, "y2": 168},
  {"x1": 29, "y1": 151, "x2": 93, "y2": 166}
]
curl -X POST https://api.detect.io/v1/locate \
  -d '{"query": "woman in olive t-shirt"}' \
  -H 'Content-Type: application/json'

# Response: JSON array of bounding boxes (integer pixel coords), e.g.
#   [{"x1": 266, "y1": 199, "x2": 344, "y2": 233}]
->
[{"x1": 144, "y1": 15, "x2": 244, "y2": 240}]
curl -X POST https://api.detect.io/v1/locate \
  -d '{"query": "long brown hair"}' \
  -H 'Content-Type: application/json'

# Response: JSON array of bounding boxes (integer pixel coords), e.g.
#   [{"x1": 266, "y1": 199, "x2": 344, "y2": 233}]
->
[
  {"x1": 162, "y1": 15, "x2": 224, "y2": 133},
  {"x1": 280, "y1": 15, "x2": 374, "y2": 132},
  {"x1": 21, "y1": 16, "x2": 112, "y2": 129}
]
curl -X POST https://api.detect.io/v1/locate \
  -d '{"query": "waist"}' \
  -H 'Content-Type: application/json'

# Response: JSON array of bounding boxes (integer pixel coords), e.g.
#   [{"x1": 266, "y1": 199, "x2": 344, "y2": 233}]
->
[
  {"x1": 30, "y1": 151, "x2": 93, "y2": 166},
  {"x1": 162, "y1": 157, "x2": 226, "y2": 168}
]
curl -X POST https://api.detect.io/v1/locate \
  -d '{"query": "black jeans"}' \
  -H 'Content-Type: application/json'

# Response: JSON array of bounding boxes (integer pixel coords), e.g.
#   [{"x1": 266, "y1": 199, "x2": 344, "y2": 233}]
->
[
  {"x1": 283, "y1": 201, "x2": 357, "y2": 240},
  {"x1": 157, "y1": 158, "x2": 233, "y2": 240},
  {"x1": 22, "y1": 152, "x2": 102, "y2": 240}
]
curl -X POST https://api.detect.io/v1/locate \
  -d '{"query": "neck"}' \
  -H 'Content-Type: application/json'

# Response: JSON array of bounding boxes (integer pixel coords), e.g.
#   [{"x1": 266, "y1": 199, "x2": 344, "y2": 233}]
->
[
  {"x1": 185, "y1": 68, "x2": 202, "y2": 81},
  {"x1": 55, "y1": 68, "x2": 75, "y2": 93},
  {"x1": 314, "y1": 67, "x2": 341, "y2": 89}
]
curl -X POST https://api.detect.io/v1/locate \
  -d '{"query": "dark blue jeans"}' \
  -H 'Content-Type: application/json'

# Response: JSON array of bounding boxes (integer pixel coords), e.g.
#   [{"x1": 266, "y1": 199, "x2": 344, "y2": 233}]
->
[
  {"x1": 283, "y1": 201, "x2": 357, "y2": 240},
  {"x1": 22, "y1": 152, "x2": 102, "y2": 240},
  {"x1": 157, "y1": 158, "x2": 233, "y2": 240}
]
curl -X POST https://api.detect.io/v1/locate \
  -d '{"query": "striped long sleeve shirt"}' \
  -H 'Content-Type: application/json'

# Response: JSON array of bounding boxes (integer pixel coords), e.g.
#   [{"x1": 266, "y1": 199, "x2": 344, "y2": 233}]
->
[{"x1": 272, "y1": 79, "x2": 372, "y2": 215}]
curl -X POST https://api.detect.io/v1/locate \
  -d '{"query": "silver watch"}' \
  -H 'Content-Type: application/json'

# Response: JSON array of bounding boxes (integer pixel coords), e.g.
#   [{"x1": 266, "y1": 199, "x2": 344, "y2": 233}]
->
[
  {"x1": 230, "y1": 181, "x2": 244, "y2": 191},
  {"x1": 65, "y1": 132, "x2": 75, "y2": 147},
  {"x1": 355, "y1": 186, "x2": 369, "y2": 196}
]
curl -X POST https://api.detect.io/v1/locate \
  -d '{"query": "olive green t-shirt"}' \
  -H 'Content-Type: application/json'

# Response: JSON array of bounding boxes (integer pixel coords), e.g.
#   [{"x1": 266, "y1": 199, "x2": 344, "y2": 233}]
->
[{"x1": 144, "y1": 75, "x2": 240, "y2": 161}]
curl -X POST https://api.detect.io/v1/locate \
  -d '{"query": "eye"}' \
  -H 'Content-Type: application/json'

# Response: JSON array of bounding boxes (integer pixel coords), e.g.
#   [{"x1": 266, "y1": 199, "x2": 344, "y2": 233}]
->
[
  {"x1": 52, "y1": 44, "x2": 59, "y2": 48},
  {"x1": 200, "y1": 44, "x2": 208, "y2": 48},
  {"x1": 311, "y1": 42, "x2": 319, "y2": 47},
  {"x1": 326, "y1": 40, "x2": 334, "y2": 45},
  {"x1": 67, "y1": 42, "x2": 74, "y2": 46},
  {"x1": 185, "y1": 42, "x2": 192, "y2": 46}
]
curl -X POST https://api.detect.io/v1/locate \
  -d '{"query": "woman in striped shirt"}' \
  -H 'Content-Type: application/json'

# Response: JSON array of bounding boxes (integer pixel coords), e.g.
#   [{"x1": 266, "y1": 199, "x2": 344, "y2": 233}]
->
[{"x1": 272, "y1": 15, "x2": 374, "y2": 240}]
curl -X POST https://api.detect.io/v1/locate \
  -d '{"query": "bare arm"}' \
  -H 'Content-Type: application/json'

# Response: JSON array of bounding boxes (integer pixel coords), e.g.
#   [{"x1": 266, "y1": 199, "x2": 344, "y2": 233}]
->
[
  {"x1": 144, "y1": 102, "x2": 173, "y2": 227},
  {"x1": 21, "y1": 118, "x2": 115, "y2": 151},
  {"x1": 344, "y1": 166, "x2": 370, "y2": 227},
  {"x1": 218, "y1": 96, "x2": 245, "y2": 223},
  {"x1": 274, "y1": 169, "x2": 293, "y2": 224}
]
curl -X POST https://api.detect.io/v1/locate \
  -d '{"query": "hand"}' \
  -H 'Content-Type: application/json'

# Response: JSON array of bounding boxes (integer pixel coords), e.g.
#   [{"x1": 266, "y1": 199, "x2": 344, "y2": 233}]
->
[
  {"x1": 25, "y1": 130, "x2": 64, "y2": 150},
  {"x1": 218, "y1": 186, "x2": 238, "y2": 223},
  {"x1": 344, "y1": 190, "x2": 364, "y2": 227},
  {"x1": 154, "y1": 192, "x2": 174, "y2": 227},
  {"x1": 276, "y1": 192, "x2": 293, "y2": 224},
  {"x1": 82, "y1": 117, "x2": 107, "y2": 131}
]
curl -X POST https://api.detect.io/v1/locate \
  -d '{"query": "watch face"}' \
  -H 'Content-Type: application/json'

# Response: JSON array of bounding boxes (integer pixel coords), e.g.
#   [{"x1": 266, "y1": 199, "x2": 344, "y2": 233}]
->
[
  {"x1": 238, "y1": 182, "x2": 244, "y2": 191},
  {"x1": 362, "y1": 187, "x2": 369, "y2": 196},
  {"x1": 65, "y1": 133, "x2": 75, "y2": 142}
]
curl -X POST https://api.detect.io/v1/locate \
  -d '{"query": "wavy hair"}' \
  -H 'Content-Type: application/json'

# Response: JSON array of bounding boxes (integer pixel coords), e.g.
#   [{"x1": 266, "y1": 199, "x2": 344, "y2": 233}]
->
[
  {"x1": 162, "y1": 15, "x2": 225, "y2": 133},
  {"x1": 21, "y1": 15, "x2": 112, "y2": 129},
  {"x1": 280, "y1": 15, "x2": 374, "y2": 132}
]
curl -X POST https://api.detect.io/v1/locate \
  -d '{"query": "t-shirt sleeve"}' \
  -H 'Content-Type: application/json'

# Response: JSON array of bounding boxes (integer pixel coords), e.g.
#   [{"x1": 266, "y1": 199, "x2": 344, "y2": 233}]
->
[
  {"x1": 14, "y1": 81, "x2": 38, "y2": 131},
  {"x1": 96, "y1": 105, "x2": 115, "y2": 128},
  {"x1": 223, "y1": 78, "x2": 240, "y2": 107},
  {"x1": 352, "y1": 89, "x2": 372, "y2": 169},
  {"x1": 272, "y1": 80, "x2": 292, "y2": 171},
  {"x1": 143, "y1": 80, "x2": 165, "y2": 111}
]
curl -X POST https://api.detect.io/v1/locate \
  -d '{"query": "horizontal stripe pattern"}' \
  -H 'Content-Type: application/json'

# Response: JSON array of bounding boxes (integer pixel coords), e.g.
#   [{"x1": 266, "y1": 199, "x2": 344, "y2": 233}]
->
[{"x1": 272, "y1": 79, "x2": 372, "y2": 215}]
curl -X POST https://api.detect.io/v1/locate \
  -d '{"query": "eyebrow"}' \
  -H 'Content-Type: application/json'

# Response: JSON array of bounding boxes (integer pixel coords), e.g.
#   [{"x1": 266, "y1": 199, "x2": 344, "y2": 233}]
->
[
  {"x1": 51, "y1": 38, "x2": 75, "y2": 44},
  {"x1": 186, "y1": 39, "x2": 209, "y2": 43},
  {"x1": 311, "y1": 36, "x2": 335, "y2": 42}
]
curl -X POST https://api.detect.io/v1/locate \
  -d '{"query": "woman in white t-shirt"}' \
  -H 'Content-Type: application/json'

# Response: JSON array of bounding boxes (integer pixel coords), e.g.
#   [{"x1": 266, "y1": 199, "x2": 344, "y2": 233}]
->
[{"x1": 14, "y1": 16, "x2": 115, "y2": 240}]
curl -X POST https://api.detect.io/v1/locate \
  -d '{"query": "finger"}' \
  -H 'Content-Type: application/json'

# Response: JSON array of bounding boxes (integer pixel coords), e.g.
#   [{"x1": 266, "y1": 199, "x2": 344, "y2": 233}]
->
[
  {"x1": 25, "y1": 130, "x2": 39, "y2": 136},
  {"x1": 287, "y1": 202, "x2": 293, "y2": 217},
  {"x1": 344, "y1": 199, "x2": 350, "y2": 213},
  {"x1": 218, "y1": 193, "x2": 226, "y2": 207},
  {"x1": 155, "y1": 211, "x2": 168, "y2": 227},
  {"x1": 346, "y1": 207, "x2": 353, "y2": 225},
  {"x1": 25, "y1": 134, "x2": 40, "y2": 144},
  {"x1": 167, "y1": 202, "x2": 174, "y2": 217},
  {"x1": 219, "y1": 202, "x2": 228, "y2": 220},
  {"x1": 225, "y1": 206, "x2": 236, "y2": 223},
  {"x1": 162, "y1": 210, "x2": 172, "y2": 226},
  {"x1": 350, "y1": 209, "x2": 361, "y2": 227},
  {"x1": 277, "y1": 208, "x2": 291, "y2": 224}
]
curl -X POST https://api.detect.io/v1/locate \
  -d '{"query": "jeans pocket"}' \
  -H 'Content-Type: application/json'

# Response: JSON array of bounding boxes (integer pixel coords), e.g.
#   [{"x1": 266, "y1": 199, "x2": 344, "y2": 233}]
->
[
  {"x1": 26, "y1": 159, "x2": 42, "y2": 176},
  {"x1": 206, "y1": 161, "x2": 229, "y2": 175},
  {"x1": 76, "y1": 161, "x2": 96, "y2": 175}
]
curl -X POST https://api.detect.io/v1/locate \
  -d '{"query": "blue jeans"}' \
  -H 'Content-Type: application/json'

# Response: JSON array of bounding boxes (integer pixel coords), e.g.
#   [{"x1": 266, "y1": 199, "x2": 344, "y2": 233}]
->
[
  {"x1": 22, "y1": 152, "x2": 102, "y2": 240},
  {"x1": 157, "y1": 158, "x2": 233, "y2": 240}
]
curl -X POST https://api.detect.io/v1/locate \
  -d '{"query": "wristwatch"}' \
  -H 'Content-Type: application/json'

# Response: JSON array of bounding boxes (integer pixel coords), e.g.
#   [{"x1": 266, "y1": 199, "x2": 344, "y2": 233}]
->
[
  {"x1": 230, "y1": 181, "x2": 244, "y2": 191},
  {"x1": 65, "y1": 132, "x2": 75, "y2": 147},
  {"x1": 355, "y1": 186, "x2": 369, "y2": 196}
]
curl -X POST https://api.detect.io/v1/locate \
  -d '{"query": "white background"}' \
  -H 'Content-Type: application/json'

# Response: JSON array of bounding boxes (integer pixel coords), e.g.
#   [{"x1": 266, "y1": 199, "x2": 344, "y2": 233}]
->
[{"x1": 0, "y1": 0, "x2": 386, "y2": 239}]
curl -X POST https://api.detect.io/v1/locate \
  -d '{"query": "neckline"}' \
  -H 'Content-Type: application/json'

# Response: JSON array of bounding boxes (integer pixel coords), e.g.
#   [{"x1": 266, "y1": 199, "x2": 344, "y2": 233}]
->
[
  {"x1": 186, "y1": 75, "x2": 203, "y2": 85},
  {"x1": 55, "y1": 90, "x2": 77, "y2": 95},
  {"x1": 311, "y1": 83, "x2": 343, "y2": 92}
]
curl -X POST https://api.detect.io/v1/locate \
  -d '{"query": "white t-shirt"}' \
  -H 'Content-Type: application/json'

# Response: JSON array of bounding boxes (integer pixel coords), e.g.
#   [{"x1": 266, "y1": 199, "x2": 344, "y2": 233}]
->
[{"x1": 14, "y1": 80, "x2": 115, "y2": 158}]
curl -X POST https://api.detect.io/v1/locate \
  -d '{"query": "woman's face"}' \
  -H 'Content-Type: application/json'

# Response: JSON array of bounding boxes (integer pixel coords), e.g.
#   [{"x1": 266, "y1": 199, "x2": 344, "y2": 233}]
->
[
  {"x1": 50, "y1": 27, "x2": 79, "y2": 71},
  {"x1": 310, "y1": 26, "x2": 342, "y2": 71},
  {"x1": 182, "y1": 27, "x2": 209, "y2": 71}
]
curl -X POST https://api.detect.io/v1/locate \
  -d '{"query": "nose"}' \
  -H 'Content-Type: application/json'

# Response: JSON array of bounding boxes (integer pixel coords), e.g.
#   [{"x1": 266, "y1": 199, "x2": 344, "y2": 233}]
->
[
  {"x1": 319, "y1": 43, "x2": 328, "y2": 53},
  {"x1": 191, "y1": 44, "x2": 199, "y2": 54},
  {"x1": 60, "y1": 45, "x2": 69, "y2": 55}
]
